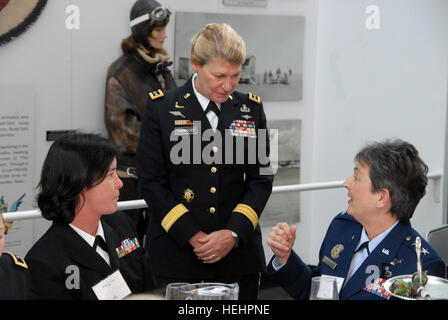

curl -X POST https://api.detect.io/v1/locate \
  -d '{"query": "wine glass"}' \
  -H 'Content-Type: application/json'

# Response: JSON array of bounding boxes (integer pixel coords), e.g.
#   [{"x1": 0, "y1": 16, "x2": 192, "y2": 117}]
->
[{"x1": 309, "y1": 276, "x2": 339, "y2": 300}]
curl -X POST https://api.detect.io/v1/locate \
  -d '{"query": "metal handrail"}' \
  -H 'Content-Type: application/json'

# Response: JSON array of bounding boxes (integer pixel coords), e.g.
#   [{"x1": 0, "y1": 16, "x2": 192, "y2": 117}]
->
[{"x1": 2, "y1": 173, "x2": 442, "y2": 222}]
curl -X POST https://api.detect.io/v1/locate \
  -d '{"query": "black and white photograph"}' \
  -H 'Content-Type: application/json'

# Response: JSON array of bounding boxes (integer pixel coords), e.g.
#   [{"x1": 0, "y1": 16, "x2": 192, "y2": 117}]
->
[
  {"x1": 261, "y1": 119, "x2": 301, "y2": 227},
  {"x1": 174, "y1": 12, "x2": 305, "y2": 101}
]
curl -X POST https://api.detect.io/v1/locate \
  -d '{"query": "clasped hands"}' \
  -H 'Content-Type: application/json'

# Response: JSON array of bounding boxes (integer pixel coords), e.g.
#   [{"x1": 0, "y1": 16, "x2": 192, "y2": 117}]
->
[{"x1": 189, "y1": 229, "x2": 236, "y2": 264}]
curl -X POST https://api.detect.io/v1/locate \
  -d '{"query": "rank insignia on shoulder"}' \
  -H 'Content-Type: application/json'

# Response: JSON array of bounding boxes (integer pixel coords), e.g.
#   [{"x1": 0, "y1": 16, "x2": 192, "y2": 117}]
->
[
  {"x1": 4, "y1": 252, "x2": 28, "y2": 269},
  {"x1": 149, "y1": 89, "x2": 164, "y2": 100},
  {"x1": 248, "y1": 92, "x2": 261, "y2": 104}
]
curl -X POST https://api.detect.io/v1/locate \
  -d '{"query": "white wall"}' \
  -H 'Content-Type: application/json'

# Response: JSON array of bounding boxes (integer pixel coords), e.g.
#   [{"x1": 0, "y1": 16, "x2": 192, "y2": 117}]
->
[
  {"x1": 0, "y1": 0, "x2": 447, "y2": 265},
  {"x1": 304, "y1": 0, "x2": 448, "y2": 264}
]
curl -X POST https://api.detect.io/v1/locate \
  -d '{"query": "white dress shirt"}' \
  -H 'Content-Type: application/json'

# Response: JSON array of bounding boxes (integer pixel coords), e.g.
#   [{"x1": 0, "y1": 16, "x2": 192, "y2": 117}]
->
[
  {"x1": 69, "y1": 221, "x2": 110, "y2": 266},
  {"x1": 344, "y1": 221, "x2": 399, "y2": 284},
  {"x1": 192, "y1": 73, "x2": 221, "y2": 131}
]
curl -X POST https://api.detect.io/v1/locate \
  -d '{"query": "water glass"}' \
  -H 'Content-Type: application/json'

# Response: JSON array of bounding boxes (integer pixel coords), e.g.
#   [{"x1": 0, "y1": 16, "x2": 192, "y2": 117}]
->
[{"x1": 309, "y1": 276, "x2": 339, "y2": 300}]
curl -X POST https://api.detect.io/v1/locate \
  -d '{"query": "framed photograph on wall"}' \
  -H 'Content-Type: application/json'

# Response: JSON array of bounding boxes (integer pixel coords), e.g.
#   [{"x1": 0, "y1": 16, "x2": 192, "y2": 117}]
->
[
  {"x1": 174, "y1": 12, "x2": 305, "y2": 101},
  {"x1": 261, "y1": 119, "x2": 301, "y2": 227}
]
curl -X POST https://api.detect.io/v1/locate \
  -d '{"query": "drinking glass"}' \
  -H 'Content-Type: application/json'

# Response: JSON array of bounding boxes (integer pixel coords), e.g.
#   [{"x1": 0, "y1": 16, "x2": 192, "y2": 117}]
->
[
  {"x1": 179, "y1": 282, "x2": 239, "y2": 300},
  {"x1": 309, "y1": 276, "x2": 339, "y2": 300},
  {"x1": 165, "y1": 282, "x2": 190, "y2": 300}
]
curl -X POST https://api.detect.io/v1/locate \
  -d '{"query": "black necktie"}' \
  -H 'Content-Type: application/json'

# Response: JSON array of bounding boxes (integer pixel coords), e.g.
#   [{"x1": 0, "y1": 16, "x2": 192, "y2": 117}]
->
[
  {"x1": 93, "y1": 235, "x2": 108, "y2": 252},
  {"x1": 355, "y1": 241, "x2": 370, "y2": 255},
  {"x1": 205, "y1": 100, "x2": 220, "y2": 118}
]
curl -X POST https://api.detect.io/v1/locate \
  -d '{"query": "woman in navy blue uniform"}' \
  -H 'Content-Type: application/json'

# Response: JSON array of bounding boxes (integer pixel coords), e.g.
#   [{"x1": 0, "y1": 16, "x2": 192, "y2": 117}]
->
[
  {"x1": 136, "y1": 23, "x2": 274, "y2": 300},
  {"x1": 26, "y1": 133, "x2": 152, "y2": 299},
  {"x1": 266, "y1": 139, "x2": 445, "y2": 300}
]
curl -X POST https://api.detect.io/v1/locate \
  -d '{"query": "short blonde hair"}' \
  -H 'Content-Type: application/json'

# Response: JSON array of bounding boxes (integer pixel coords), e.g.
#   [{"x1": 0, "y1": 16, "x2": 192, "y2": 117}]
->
[{"x1": 191, "y1": 23, "x2": 246, "y2": 66}]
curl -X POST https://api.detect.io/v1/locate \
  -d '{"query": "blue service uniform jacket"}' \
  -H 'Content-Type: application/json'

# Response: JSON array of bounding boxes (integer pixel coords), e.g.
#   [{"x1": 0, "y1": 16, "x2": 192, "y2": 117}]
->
[
  {"x1": 25, "y1": 212, "x2": 152, "y2": 299},
  {"x1": 266, "y1": 212, "x2": 446, "y2": 300},
  {"x1": 136, "y1": 77, "x2": 274, "y2": 280}
]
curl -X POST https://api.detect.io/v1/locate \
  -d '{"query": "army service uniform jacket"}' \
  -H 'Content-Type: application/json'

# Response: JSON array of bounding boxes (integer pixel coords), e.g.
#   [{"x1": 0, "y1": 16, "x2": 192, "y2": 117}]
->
[
  {"x1": 136, "y1": 77, "x2": 274, "y2": 280},
  {"x1": 266, "y1": 212, "x2": 446, "y2": 300},
  {"x1": 0, "y1": 252, "x2": 29, "y2": 299},
  {"x1": 25, "y1": 212, "x2": 152, "y2": 299}
]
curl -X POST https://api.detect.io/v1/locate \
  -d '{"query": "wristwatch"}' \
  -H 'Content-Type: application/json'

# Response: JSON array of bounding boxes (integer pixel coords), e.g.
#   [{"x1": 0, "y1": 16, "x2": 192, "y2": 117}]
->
[{"x1": 231, "y1": 231, "x2": 239, "y2": 248}]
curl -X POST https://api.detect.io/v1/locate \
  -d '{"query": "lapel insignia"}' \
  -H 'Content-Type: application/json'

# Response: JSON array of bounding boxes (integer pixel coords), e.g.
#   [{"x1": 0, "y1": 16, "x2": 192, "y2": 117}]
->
[
  {"x1": 412, "y1": 240, "x2": 430, "y2": 255},
  {"x1": 184, "y1": 189, "x2": 194, "y2": 203},
  {"x1": 169, "y1": 111, "x2": 186, "y2": 118},
  {"x1": 115, "y1": 238, "x2": 140, "y2": 258},
  {"x1": 240, "y1": 104, "x2": 251, "y2": 113},
  {"x1": 228, "y1": 95, "x2": 233, "y2": 100},
  {"x1": 382, "y1": 248, "x2": 389, "y2": 255},
  {"x1": 241, "y1": 114, "x2": 252, "y2": 120},
  {"x1": 149, "y1": 89, "x2": 164, "y2": 100},
  {"x1": 248, "y1": 92, "x2": 261, "y2": 104},
  {"x1": 175, "y1": 102, "x2": 184, "y2": 109},
  {"x1": 331, "y1": 244, "x2": 344, "y2": 259},
  {"x1": 184, "y1": 93, "x2": 191, "y2": 99},
  {"x1": 174, "y1": 120, "x2": 193, "y2": 126}
]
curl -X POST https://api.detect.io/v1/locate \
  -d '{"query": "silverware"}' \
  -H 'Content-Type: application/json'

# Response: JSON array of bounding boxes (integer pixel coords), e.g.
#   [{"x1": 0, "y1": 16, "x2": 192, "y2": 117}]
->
[{"x1": 415, "y1": 236, "x2": 423, "y2": 285}]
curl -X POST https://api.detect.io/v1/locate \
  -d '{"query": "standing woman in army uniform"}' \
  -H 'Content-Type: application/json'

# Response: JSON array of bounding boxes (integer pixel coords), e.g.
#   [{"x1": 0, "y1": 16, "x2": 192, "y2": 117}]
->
[
  {"x1": 136, "y1": 23, "x2": 274, "y2": 300},
  {"x1": 0, "y1": 213, "x2": 29, "y2": 299},
  {"x1": 105, "y1": 0, "x2": 176, "y2": 243}
]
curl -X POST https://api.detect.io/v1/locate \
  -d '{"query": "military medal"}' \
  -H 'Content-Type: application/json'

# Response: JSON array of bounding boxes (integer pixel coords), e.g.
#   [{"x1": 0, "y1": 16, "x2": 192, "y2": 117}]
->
[
  {"x1": 240, "y1": 104, "x2": 251, "y2": 113},
  {"x1": 363, "y1": 278, "x2": 392, "y2": 300},
  {"x1": 331, "y1": 244, "x2": 344, "y2": 259},
  {"x1": 184, "y1": 189, "x2": 194, "y2": 203},
  {"x1": 170, "y1": 111, "x2": 185, "y2": 118},
  {"x1": 115, "y1": 238, "x2": 140, "y2": 258},
  {"x1": 229, "y1": 120, "x2": 257, "y2": 138},
  {"x1": 174, "y1": 120, "x2": 193, "y2": 126}
]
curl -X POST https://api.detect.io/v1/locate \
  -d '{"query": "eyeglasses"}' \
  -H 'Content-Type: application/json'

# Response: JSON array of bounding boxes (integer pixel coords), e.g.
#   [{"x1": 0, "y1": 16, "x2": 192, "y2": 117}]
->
[{"x1": 130, "y1": 5, "x2": 171, "y2": 28}]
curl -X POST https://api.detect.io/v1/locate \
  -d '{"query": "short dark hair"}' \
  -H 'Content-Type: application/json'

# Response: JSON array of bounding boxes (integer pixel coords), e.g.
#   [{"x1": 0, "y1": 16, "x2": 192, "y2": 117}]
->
[
  {"x1": 37, "y1": 133, "x2": 119, "y2": 223},
  {"x1": 354, "y1": 139, "x2": 428, "y2": 222}
]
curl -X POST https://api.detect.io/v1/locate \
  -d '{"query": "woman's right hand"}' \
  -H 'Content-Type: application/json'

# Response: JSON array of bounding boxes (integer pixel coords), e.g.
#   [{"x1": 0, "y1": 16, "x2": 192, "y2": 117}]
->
[{"x1": 266, "y1": 222, "x2": 297, "y2": 265}]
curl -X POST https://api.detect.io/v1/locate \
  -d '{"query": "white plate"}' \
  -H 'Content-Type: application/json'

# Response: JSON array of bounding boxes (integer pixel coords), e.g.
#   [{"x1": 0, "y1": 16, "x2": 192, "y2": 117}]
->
[{"x1": 383, "y1": 275, "x2": 448, "y2": 300}]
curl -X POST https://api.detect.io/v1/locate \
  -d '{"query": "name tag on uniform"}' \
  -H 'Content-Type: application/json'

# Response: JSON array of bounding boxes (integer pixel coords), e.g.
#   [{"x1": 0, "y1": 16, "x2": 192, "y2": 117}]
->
[
  {"x1": 174, "y1": 126, "x2": 198, "y2": 135},
  {"x1": 92, "y1": 270, "x2": 131, "y2": 300}
]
